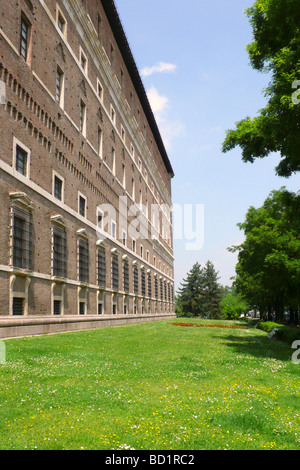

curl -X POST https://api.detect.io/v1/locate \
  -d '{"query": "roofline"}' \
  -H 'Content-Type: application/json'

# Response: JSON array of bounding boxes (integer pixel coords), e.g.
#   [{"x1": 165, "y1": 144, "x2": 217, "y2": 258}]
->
[{"x1": 101, "y1": 0, "x2": 175, "y2": 178}]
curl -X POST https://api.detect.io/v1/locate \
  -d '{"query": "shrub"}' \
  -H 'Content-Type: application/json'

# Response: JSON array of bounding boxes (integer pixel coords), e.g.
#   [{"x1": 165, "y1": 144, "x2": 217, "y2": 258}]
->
[
  {"x1": 275, "y1": 326, "x2": 300, "y2": 344},
  {"x1": 256, "y1": 321, "x2": 284, "y2": 333},
  {"x1": 244, "y1": 318, "x2": 261, "y2": 327}
]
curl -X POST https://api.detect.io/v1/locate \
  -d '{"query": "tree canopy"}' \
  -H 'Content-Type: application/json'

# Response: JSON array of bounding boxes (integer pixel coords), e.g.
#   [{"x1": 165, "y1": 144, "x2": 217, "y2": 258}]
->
[
  {"x1": 230, "y1": 188, "x2": 300, "y2": 322},
  {"x1": 220, "y1": 289, "x2": 249, "y2": 320},
  {"x1": 222, "y1": 0, "x2": 300, "y2": 177}
]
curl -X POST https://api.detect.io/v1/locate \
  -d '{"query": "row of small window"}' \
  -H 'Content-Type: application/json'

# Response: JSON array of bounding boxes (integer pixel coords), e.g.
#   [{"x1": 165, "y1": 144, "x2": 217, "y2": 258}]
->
[
  {"x1": 11, "y1": 295, "x2": 173, "y2": 317},
  {"x1": 13, "y1": 141, "x2": 171, "y2": 278},
  {"x1": 18, "y1": 11, "x2": 168, "y2": 238},
  {"x1": 20, "y1": 11, "x2": 102, "y2": 132},
  {"x1": 11, "y1": 207, "x2": 174, "y2": 301},
  {"x1": 20, "y1": 9, "x2": 162, "y2": 208},
  {"x1": 21, "y1": 9, "x2": 115, "y2": 138}
]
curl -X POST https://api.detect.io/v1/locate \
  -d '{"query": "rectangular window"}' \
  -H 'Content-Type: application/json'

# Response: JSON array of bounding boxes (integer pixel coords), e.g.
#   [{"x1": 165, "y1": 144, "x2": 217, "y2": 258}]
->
[
  {"x1": 123, "y1": 261, "x2": 129, "y2": 292},
  {"x1": 97, "y1": 209, "x2": 103, "y2": 230},
  {"x1": 97, "y1": 247, "x2": 106, "y2": 287},
  {"x1": 79, "y1": 301, "x2": 85, "y2": 315},
  {"x1": 15, "y1": 145, "x2": 28, "y2": 176},
  {"x1": 155, "y1": 276, "x2": 158, "y2": 299},
  {"x1": 147, "y1": 273, "x2": 152, "y2": 297},
  {"x1": 53, "y1": 300, "x2": 61, "y2": 316},
  {"x1": 111, "y1": 220, "x2": 116, "y2": 239},
  {"x1": 112, "y1": 255, "x2": 119, "y2": 290},
  {"x1": 122, "y1": 163, "x2": 126, "y2": 188},
  {"x1": 97, "y1": 79, "x2": 103, "y2": 102},
  {"x1": 111, "y1": 147, "x2": 115, "y2": 175},
  {"x1": 53, "y1": 227, "x2": 67, "y2": 277},
  {"x1": 79, "y1": 194, "x2": 86, "y2": 217},
  {"x1": 80, "y1": 100, "x2": 86, "y2": 136},
  {"x1": 80, "y1": 48, "x2": 88, "y2": 73},
  {"x1": 97, "y1": 13, "x2": 102, "y2": 40},
  {"x1": 56, "y1": 67, "x2": 64, "y2": 107},
  {"x1": 122, "y1": 230, "x2": 126, "y2": 246},
  {"x1": 13, "y1": 297, "x2": 24, "y2": 316},
  {"x1": 132, "y1": 239, "x2": 136, "y2": 253},
  {"x1": 110, "y1": 43, "x2": 115, "y2": 66},
  {"x1": 98, "y1": 127, "x2": 103, "y2": 158},
  {"x1": 54, "y1": 175, "x2": 63, "y2": 201},
  {"x1": 121, "y1": 126, "x2": 125, "y2": 142},
  {"x1": 141, "y1": 270, "x2": 146, "y2": 296},
  {"x1": 57, "y1": 12, "x2": 66, "y2": 35},
  {"x1": 12, "y1": 208, "x2": 32, "y2": 270},
  {"x1": 133, "y1": 266, "x2": 139, "y2": 295},
  {"x1": 78, "y1": 238, "x2": 89, "y2": 283},
  {"x1": 20, "y1": 14, "x2": 31, "y2": 61},
  {"x1": 110, "y1": 105, "x2": 116, "y2": 124},
  {"x1": 57, "y1": 5, "x2": 67, "y2": 37},
  {"x1": 130, "y1": 144, "x2": 135, "y2": 158}
]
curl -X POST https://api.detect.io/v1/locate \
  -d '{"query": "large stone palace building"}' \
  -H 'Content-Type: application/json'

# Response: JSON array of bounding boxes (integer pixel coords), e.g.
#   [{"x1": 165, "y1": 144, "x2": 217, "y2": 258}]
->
[{"x1": 0, "y1": 0, "x2": 175, "y2": 338}]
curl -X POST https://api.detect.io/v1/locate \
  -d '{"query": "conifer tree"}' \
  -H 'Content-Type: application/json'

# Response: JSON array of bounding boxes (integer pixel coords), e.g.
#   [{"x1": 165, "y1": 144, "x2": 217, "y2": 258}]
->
[
  {"x1": 202, "y1": 261, "x2": 222, "y2": 319},
  {"x1": 176, "y1": 262, "x2": 204, "y2": 316},
  {"x1": 176, "y1": 261, "x2": 221, "y2": 318}
]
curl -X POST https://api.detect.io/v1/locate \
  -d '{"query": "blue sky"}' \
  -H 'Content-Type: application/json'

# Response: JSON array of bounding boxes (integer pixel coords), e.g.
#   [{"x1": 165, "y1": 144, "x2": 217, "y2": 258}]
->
[{"x1": 114, "y1": 0, "x2": 299, "y2": 290}]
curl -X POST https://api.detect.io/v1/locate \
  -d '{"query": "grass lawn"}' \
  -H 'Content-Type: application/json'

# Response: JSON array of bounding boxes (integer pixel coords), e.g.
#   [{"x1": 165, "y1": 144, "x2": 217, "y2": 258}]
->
[{"x1": 0, "y1": 318, "x2": 299, "y2": 450}]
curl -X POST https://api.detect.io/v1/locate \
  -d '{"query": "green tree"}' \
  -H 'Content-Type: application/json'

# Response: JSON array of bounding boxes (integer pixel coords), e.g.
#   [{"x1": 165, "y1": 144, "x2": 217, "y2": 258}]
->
[
  {"x1": 230, "y1": 188, "x2": 300, "y2": 322},
  {"x1": 176, "y1": 261, "x2": 221, "y2": 318},
  {"x1": 176, "y1": 262, "x2": 205, "y2": 317},
  {"x1": 202, "y1": 260, "x2": 222, "y2": 319},
  {"x1": 220, "y1": 291, "x2": 249, "y2": 320},
  {"x1": 222, "y1": 0, "x2": 300, "y2": 177}
]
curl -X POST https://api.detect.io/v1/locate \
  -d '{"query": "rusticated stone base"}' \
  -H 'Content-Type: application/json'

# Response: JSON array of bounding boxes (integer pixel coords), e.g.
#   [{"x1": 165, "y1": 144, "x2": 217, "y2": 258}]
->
[{"x1": 0, "y1": 314, "x2": 176, "y2": 339}]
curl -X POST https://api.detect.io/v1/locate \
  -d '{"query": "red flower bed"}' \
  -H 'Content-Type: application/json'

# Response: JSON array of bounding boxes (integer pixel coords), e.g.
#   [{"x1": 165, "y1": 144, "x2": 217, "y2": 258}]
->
[{"x1": 171, "y1": 322, "x2": 246, "y2": 329}]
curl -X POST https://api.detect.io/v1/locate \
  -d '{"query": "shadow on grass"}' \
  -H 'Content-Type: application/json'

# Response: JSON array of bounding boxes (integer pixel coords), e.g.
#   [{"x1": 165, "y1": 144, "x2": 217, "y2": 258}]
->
[{"x1": 213, "y1": 333, "x2": 292, "y2": 362}]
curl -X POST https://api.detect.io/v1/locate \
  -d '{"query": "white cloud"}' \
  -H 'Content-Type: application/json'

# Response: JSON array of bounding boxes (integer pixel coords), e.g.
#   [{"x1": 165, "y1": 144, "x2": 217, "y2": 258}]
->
[
  {"x1": 147, "y1": 86, "x2": 169, "y2": 115},
  {"x1": 141, "y1": 61, "x2": 177, "y2": 78},
  {"x1": 147, "y1": 86, "x2": 184, "y2": 151}
]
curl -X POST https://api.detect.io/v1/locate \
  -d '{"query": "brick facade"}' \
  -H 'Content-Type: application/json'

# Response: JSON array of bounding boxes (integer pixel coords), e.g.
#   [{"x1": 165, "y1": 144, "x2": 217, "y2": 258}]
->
[{"x1": 0, "y1": 0, "x2": 175, "y2": 335}]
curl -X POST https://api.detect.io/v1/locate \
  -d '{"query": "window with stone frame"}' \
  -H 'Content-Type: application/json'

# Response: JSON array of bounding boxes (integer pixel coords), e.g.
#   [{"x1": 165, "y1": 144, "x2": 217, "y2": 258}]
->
[
  {"x1": 52, "y1": 226, "x2": 67, "y2": 278},
  {"x1": 155, "y1": 276, "x2": 158, "y2": 299},
  {"x1": 111, "y1": 254, "x2": 119, "y2": 290},
  {"x1": 78, "y1": 238, "x2": 89, "y2": 283},
  {"x1": 20, "y1": 13, "x2": 31, "y2": 62},
  {"x1": 15, "y1": 145, "x2": 28, "y2": 176},
  {"x1": 12, "y1": 206, "x2": 33, "y2": 270},
  {"x1": 141, "y1": 269, "x2": 146, "y2": 296},
  {"x1": 123, "y1": 260, "x2": 129, "y2": 292},
  {"x1": 147, "y1": 272, "x2": 152, "y2": 298},
  {"x1": 97, "y1": 246, "x2": 106, "y2": 287},
  {"x1": 133, "y1": 266, "x2": 139, "y2": 294}
]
